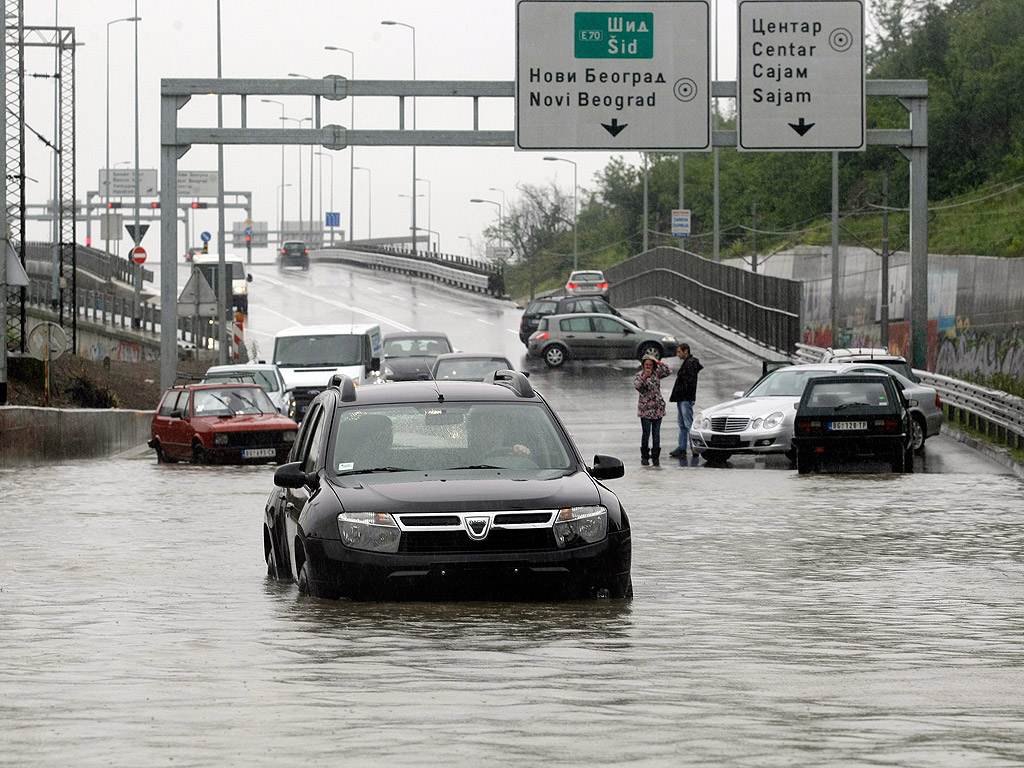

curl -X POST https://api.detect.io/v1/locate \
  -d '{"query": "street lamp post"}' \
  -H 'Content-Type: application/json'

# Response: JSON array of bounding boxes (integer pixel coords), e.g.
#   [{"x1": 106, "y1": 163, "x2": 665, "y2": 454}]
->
[
  {"x1": 470, "y1": 198, "x2": 502, "y2": 255},
  {"x1": 288, "y1": 74, "x2": 316, "y2": 245},
  {"x1": 543, "y1": 156, "x2": 578, "y2": 271},
  {"x1": 398, "y1": 193, "x2": 425, "y2": 246},
  {"x1": 105, "y1": 15, "x2": 140, "y2": 255},
  {"x1": 261, "y1": 99, "x2": 286, "y2": 245},
  {"x1": 381, "y1": 20, "x2": 416, "y2": 252},
  {"x1": 275, "y1": 183, "x2": 292, "y2": 241},
  {"x1": 315, "y1": 151, "x2": 334, "y2": 244},
  {"x1": 354, "y1": 166, "x2": 372, "y2": 239},
  {"x1": 324, "y1": 46, "x2": 355, "y2": 241},
  {"x1": 487, "y1": 187, "x2": 506, "y2": 246},
  {"x1": 416, "y1": 177, "x2": 431, "y2": 251},
  {"x1": 282, "y1": 116, "x2": 310, "y2": 238}
]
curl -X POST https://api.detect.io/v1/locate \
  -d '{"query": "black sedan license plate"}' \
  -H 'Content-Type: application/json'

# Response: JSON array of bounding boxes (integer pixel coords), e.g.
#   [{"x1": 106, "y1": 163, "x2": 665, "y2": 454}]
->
[{"x1": 829, "y1": 421, "x2": 867, "y2": 431}]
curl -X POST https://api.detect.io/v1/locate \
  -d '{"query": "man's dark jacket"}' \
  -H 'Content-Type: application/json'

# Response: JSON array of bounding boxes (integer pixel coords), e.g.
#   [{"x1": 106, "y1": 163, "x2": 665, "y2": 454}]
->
[{"x1": 669, "y1": 356, "x2": 703, "y2": 402}]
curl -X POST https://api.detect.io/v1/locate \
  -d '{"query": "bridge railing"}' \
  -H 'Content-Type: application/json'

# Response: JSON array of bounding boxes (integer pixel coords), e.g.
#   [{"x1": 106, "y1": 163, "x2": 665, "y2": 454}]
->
[
  {"x1": 606, "y1": 246, "x2": 802, "y2": 356},
  {"x1": 796, "y1": 344, "x2": 1024, "y2": 450},
  {"x1": 313, "y1": 245, "x2": 507, "y2": 297}
]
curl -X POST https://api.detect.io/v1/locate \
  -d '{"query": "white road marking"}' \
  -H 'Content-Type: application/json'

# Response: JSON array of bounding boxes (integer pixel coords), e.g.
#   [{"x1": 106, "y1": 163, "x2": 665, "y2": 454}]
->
[
  {"x1": 475, "y1": 318, "x2": 493, "y2": 325},
  {"x1": 258, "y1": 273, "x2": 416, "y2": 331},
  {"x1": 257, "y1": 306, "x2": 302, "y2": 326}
]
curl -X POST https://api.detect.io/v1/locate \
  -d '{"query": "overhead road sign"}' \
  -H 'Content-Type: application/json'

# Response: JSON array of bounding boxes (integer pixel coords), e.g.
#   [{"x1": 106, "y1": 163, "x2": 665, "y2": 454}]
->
[
  {"x1": 99, "y1": 169, "x2": 158, "y2": 197},
  {"x1": 516, "y1": 0, "x2": 711, "y2": 151},
  {"x1": 738, "y1": 0, "x2": 865, "y2": 151},
  {"x1": 177, "y1": 170, "x2": 220, "y2": 197}
]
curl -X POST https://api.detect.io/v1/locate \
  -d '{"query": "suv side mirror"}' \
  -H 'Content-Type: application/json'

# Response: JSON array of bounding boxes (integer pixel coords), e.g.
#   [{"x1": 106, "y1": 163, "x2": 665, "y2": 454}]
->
[
  {"x1": 590, "y1": 454, "x2": 624, "y2": 480},
  {"x1": 274, "y1": 462, "x2": 318, "y2": 489},
  {"x1": 246, "y1": 273, "x2": 253, "y2": 283}
]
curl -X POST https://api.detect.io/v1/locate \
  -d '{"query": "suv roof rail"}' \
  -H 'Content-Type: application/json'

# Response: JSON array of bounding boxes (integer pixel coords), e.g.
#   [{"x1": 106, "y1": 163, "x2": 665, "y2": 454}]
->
[
  {"x1": 328, "y1": 374, "x2": 358, "y2": 402},
  {"x1": 484, "y1": 369, "x2": 534, "y2": 398}
]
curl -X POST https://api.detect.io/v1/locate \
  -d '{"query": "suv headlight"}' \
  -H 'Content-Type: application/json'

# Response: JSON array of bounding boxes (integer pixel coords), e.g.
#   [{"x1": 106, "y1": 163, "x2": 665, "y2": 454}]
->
[
  {"x1": 338, "y1": 512, "x2": 401, "y2": 553},
  {"x1": 553, "y1": 505, "x2": 607, "y2": 548}
]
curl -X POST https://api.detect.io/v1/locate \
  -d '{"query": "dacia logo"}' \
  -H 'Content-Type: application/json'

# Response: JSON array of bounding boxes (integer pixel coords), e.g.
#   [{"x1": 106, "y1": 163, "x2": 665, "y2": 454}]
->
[{"x1": 464, "y1": 516, "x2": 491, "y2": 541}]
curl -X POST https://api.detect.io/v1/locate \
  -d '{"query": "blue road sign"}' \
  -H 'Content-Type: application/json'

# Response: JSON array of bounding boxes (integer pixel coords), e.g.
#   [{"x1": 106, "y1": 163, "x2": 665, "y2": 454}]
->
[
  {"x1": 200, "y1": 231, "x2": 212, "y2": 242},
  {"x1": 326, "y1": 212, "x2": 341, "y2": 228},
  {"x1": 244, "y1": 226, "x2": 253, "y2": 237}
]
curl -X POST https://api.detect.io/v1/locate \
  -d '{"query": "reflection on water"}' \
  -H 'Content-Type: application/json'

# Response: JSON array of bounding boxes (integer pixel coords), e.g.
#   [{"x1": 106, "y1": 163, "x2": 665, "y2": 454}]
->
[{"x1": 1, "y1": 452, "x2": 1023, "y2": 766}]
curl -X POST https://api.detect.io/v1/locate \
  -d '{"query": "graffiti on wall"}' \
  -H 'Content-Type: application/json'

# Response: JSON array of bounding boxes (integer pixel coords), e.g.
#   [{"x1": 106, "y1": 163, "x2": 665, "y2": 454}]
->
[
  {"x1": 935, "y1": 321, "x2": 1024, "y2": 382},
  {"x1": 84, "y1": 339, "x2": 159, "y2": 363}
]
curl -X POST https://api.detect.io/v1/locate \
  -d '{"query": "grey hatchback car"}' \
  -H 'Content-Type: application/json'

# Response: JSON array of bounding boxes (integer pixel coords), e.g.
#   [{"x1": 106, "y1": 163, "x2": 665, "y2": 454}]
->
[{"x1": 527, "y1": 313, "x2": 678, "y2": 368}]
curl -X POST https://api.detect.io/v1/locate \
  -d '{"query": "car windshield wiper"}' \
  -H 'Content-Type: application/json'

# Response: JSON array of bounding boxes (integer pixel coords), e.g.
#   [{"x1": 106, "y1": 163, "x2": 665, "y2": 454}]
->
[
  {"x1": 336, "y1": 466, "x2": 412, "y2": 476},
  {"x1": 833, "y1": 402, "x2": 872, "y2": 410},
  {"x1": 449, "y1": 464, "x2": 502, "y2": 470}
]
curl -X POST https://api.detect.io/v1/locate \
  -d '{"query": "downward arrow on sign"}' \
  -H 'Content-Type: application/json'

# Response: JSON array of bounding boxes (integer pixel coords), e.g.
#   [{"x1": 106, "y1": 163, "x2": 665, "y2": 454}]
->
[
  {"x1": 789, "y1": 118, "x2": 815, "y2": 136},
  {"x1": 601, "y1": 118, "x2": 628, "y2": 137}
]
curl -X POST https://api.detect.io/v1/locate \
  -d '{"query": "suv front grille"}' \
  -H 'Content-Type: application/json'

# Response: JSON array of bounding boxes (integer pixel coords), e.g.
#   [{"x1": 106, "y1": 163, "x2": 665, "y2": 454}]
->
[{"x1": 396, "y1": 510, "x2": 558, "y2": 554}]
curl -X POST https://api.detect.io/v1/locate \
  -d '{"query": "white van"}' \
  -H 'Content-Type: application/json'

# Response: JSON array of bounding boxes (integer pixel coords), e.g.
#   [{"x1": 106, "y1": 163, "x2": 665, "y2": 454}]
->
[
  {"x1": 272, "y1": 324, "x2": 383, "y2": 419},
  {"x1": 191, "y1": 253, "x2": 252, "y2": 314}
]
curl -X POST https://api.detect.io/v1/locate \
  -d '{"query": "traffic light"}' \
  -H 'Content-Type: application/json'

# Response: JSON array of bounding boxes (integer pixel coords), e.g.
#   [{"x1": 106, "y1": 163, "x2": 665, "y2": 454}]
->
[
  {"x1": 107, "y1": 202, "x2": 122, "y2": 209},
  {"x1": 150, "y1": 202, "x2": 160, "y2": 209},
  {"x1": 245, "y1": 234, "x2": 251, "y2": 243},
  {"x1": 85, "y1": 236, "x2": 92, "y2": 246},
  {"x1": 191, "y1": 202, "x2": 208, "y2": 209}
]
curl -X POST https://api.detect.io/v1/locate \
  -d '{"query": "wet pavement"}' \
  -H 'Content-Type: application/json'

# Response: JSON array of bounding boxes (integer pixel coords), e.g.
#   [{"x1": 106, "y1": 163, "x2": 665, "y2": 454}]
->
[{"x1": 2, "y1": 264, "x2": 1022, "y2": 765}]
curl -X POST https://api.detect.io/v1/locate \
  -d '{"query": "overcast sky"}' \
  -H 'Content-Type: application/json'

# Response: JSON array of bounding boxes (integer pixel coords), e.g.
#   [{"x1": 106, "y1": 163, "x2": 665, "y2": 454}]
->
[{"x1": 21, "y1": 0, "x2": 744, "y2": 261}]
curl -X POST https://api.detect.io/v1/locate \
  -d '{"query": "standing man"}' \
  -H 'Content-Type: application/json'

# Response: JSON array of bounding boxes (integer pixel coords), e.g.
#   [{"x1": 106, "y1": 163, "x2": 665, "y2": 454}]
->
[{"x1": 668, "y1": 343, "x2": 703, "y2": 458}]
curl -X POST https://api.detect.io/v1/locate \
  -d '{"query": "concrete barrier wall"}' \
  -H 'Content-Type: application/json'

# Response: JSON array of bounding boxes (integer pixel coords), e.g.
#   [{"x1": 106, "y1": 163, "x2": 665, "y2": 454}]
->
[{"x1": 0, "y1": 406, "x2": 154, "y2": 468}]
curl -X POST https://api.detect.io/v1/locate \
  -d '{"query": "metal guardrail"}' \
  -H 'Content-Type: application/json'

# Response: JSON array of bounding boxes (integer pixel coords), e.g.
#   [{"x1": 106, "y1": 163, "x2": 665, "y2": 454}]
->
[
  {"x1": 313, "y1": 245, "x2": 506, "y2": 296},
  {"x1": 796, "y1": 344, "x2": 1024, "y2": 451}
]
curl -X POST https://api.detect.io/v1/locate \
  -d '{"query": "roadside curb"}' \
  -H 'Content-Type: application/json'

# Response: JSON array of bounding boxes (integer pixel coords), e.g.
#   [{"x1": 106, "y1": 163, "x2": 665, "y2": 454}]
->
[{"x1": 940, "y1": 423, "x2": 1024, "y2": 480}]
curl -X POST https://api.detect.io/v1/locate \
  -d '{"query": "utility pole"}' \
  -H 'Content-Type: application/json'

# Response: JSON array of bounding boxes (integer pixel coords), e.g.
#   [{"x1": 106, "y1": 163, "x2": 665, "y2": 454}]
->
[
  {"x1": 881, "y1": 172, "x2": 890, "y2": 348},
  {"x1": 751, "y1": 200, "x2": 758, "y2": 274}
]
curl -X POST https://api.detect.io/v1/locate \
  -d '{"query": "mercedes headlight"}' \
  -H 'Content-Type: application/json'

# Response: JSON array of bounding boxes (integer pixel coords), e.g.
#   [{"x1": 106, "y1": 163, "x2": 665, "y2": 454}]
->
[
  {"x1": 701, "y1": 417, "x2": 711, "y2": 430},
  {"x1": 553, "y1": 505, "x2": 607, "y2": 548},
  {"x1": 763, "y1": 411, "x2": 785, "y2": 429},
  {"x1": 338, "y1": 512, "x2": 401, "y2": 553}
]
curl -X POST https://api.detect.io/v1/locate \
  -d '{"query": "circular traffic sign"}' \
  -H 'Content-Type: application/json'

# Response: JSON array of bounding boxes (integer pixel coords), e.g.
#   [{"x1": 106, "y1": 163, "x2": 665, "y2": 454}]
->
[
  {"x1": 132, "y1": 246, "x2": 147, "y2": 265},
  {"x1": 201, "y1": 231, "x2": 212, "y2": 242}
]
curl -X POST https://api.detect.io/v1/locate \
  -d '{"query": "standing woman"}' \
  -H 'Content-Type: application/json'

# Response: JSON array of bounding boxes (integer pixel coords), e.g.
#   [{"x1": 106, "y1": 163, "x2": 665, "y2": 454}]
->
[{"x1": 634, "y1": 353, "x2": 672, "y2": 466}]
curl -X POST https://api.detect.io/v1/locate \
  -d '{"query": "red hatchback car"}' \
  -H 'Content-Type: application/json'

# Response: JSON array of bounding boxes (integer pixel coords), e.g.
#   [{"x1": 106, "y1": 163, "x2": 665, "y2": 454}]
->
[{"x1": 150, "y1": 383, "x2": 298, "y2": 464}]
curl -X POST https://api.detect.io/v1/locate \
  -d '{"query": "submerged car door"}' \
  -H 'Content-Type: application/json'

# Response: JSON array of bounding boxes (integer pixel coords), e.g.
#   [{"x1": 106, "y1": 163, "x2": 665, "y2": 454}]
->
[{"x1": 282, "y1": 401, "x2": 328, "y2": 574}]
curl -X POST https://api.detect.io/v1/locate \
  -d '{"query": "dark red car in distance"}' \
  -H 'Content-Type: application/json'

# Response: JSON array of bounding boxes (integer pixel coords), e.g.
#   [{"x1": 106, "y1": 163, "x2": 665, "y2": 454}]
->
[{"x1": 150, "y1": 383, "x2": 298, "y2": 464}]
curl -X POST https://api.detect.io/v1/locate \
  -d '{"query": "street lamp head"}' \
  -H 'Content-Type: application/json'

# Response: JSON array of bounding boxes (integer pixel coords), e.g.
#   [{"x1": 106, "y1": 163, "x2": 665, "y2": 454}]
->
[
  {"x1": 470, "y1": 198, "x2": 484, "y2": 203},
  {"x1": 381, "y1": 20, "x2": 397, "y2": 25},
  {"x1": 543, "y1": 156, "x2": 559, "y2": 162}
]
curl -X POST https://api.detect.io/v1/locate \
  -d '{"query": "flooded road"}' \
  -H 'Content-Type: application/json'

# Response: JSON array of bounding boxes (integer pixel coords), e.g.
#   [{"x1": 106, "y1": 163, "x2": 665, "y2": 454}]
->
[
  {"x1": 2, "y1": 445, "x2": 1022, "y2": 765},
  {"x1": 3, "y1": 264, "x2": 1023, "y2": 765}
]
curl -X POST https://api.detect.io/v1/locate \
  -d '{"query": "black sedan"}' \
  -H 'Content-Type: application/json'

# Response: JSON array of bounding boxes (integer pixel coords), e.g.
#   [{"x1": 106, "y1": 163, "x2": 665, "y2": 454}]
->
[
  {"x1": 263, "y1": 371, "x2": 631, "y2": 600},
  {"x1": 791, "y1": 374, "x2": 916, "y2": 474},
  {"x1": 381, "y1": 331, "x2": 453, "y2": 381}
]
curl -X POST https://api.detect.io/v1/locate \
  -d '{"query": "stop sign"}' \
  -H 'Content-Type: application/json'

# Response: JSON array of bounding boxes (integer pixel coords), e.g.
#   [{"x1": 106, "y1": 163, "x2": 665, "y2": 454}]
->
[{"x1": 131, "y1": 246, "x2": 147, "y2": 265}]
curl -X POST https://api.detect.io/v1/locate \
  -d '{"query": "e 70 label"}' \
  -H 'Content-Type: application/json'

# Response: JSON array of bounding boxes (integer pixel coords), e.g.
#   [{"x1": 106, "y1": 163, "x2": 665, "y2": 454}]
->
[{"x1": 575, "y1": 12, "x2": 654, "y2": 58}]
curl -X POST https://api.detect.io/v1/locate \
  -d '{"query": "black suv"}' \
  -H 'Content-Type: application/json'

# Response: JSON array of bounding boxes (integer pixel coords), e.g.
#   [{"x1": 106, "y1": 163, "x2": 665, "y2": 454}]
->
[
  {"x1": 279, "y1": 240, "x2": 310, "y2": 270},
  {"x1": 519, "y1": 295, "x2": 638, "y2": 344},
  {"x1": 264, "y1": 370, "x2": 631, "y2": 600}
]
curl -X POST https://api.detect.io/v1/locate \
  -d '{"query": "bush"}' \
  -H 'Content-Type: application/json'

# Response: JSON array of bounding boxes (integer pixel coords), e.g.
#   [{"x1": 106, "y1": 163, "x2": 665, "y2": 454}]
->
[{"x1": 68, "y1": 374, "x2": 121, "y2": 408}]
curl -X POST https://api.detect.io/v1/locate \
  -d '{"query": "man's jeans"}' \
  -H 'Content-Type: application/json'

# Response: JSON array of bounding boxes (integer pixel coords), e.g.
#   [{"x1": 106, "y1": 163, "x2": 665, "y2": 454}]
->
[{"x1": 676, "y1": 401, "x2": 694, "y2": 451}]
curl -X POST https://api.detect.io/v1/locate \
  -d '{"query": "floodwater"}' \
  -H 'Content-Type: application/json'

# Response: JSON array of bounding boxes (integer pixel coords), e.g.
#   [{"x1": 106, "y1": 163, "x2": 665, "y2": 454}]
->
[{"x1": 2, "y1": 452, "x2": 1022, "y2": 766}]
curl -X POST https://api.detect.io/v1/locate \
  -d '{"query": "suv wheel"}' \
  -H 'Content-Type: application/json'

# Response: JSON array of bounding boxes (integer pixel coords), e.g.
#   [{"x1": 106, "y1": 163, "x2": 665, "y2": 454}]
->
[{"x1": 544, "y1": 344, "x2": 568, "y2": 368}]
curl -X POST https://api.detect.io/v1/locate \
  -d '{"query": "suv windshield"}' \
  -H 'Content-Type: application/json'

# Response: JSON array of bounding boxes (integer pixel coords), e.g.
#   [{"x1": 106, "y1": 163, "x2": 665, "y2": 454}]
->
[
  {"x1": 329, "y1": 403, "x2": 573, "y2": 474},
  {"x1": 274, "y1": 335, "x2": 365, "y2": 368}
]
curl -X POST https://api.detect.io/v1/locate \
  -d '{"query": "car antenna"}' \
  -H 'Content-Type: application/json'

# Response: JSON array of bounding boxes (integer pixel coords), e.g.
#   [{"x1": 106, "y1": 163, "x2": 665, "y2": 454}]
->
[{"x1": 427, "y1": 357, "x2": 444, "y2": 403}]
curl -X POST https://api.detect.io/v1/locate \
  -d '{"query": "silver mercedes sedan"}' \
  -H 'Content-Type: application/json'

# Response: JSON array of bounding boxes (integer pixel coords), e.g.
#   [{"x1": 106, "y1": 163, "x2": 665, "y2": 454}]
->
[{"x1": 691, "y1": 363, "x2": 943, "y2": 464}]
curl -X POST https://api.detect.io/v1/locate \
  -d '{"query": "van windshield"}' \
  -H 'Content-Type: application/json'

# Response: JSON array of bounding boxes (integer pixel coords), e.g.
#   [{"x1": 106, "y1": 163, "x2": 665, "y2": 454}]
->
[{"x1": 274, "y1": 335, "x2": 365, "y2": 367}]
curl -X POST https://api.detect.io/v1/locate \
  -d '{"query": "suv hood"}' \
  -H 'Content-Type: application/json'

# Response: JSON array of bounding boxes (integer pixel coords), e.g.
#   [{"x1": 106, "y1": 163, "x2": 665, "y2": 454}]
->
[{"x1": 329, "y1": 470, "x2": 600, "y2": 514}]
